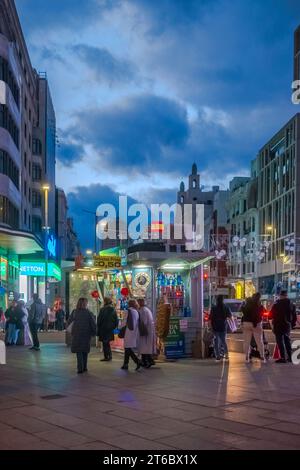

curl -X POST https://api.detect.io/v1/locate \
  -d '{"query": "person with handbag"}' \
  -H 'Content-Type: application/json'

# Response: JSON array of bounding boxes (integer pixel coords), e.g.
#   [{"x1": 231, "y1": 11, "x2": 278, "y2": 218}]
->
[
  {"x1": 209, "y1": 295, "x2": 232, "y2": 362},
  {"x1": 241, "y1": 292, "x2": 266, "y2": 363},
  {"x1": 121, "y1": 299, "x2": 142, "y2": 371},
  {"x1": 137, "y1": 298, "x2": 156, "y2": 368},
  {"x1": 67, "y1": 297, "x2": 96, "y2": 374},
  {"x1": 97, "y1": 297, "x2": 118, "y2": 362}
]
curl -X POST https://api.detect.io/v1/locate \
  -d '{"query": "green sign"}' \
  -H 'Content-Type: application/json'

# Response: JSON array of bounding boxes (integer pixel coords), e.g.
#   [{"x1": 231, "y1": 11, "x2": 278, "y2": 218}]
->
[
  {"x1": 19, "y1": 261, "x2": 61, "y2": 281},
  {"x1": 0, "y1": 257, "x2": 7, "y2": 278}
]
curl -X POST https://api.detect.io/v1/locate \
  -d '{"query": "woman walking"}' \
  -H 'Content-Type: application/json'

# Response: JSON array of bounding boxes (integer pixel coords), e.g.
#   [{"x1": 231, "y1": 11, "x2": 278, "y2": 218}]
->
[
  {"x1": 241, "y1": 292, "x2": 266, "y2": 363},
  {"x1": 137, "y1": 298, "x2": 156, "y2": 367},
  {"x1": 97, "y1": 297, "x2": 118, "y2": 361},
  {"x1": 17, "y1": 300, "x2": 32, "y2": 346},
  {"x1": 209, "y1": 295, "x2": 232, "y2": 361},
  {"x1": 121, "y1": 299, "x2": 142, "y2": 371},
  {"x1": 68, "y1": 298, "x2": 96, "y2": 374}
]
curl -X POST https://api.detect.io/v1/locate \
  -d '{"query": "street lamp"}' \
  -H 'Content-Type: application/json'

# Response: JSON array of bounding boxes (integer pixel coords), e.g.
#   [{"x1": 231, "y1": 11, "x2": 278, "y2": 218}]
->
[{"x1": 42, "y1": 183, "x2": 50, "y2": 307}]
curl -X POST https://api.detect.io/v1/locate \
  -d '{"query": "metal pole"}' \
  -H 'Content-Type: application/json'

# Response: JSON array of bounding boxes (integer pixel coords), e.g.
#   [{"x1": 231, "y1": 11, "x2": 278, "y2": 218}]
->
[
  {"x1": 44, "y1": 188, "x2": 49, "y2": 308},
  {"x1": 95, "y1": 213, "x2": 97, "y2": 254}
]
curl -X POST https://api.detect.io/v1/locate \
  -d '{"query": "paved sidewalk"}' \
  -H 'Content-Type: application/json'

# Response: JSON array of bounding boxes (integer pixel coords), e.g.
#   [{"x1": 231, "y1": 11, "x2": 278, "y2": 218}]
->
[{"x1": 1, "y1": 342, "x2": 300, "y2": 450}]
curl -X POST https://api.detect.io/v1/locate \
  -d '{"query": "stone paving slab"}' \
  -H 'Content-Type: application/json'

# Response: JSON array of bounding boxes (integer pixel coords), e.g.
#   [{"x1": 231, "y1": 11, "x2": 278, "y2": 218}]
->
[{"x1": 1, "y1": 343, "x2": 300, "y2": 450}]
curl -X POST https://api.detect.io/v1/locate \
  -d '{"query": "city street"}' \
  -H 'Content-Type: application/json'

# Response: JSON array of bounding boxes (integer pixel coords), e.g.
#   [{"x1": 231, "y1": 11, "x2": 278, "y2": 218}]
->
[{"x1": 1, "y1": 337, "x2": 300, "y2": 450}]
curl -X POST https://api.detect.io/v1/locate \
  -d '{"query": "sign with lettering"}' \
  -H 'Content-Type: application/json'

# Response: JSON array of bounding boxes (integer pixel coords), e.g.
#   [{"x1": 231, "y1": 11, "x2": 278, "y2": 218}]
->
[{"x1": 93, "y1": 255, "x2": 121, "y2": 269}]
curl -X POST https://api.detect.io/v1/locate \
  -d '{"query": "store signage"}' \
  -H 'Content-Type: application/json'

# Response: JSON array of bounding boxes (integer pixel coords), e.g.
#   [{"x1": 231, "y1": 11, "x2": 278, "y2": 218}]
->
[
  {"x1": 100, "y1": 247, "x2": 127, "y2": 267},
  {"x1": 19, "y1": 262, "x2": 61, "y2": 281},
  {"x1": 94, "y1": 255, "x2": 121, "y2": 269},
  {"x1": 179, "y1": 319, "x2": 188, "y2": 331},
  {"x1": 47, "y1": 234, "x2": 57, "y2": 258},
  {"x1": 134, "y1": 271, "x2": 151, "y2": 289},
  {"x1": 0, "y1": 257, "x2": 7, "y2": 279},
  {"x1": 165, "y1": 317, "x2": 185, "y2": 359}
]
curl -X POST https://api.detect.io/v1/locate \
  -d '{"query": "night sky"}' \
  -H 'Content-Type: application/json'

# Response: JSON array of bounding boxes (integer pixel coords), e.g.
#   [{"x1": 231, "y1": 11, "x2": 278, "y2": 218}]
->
[{"x1": 16, "y1": 0, "x2": 300, "y2": 249}]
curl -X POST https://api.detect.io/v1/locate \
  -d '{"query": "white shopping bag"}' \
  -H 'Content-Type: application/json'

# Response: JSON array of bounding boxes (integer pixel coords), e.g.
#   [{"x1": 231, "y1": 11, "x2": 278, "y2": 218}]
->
[
  {"x1": 0, "y1": 340, "x2": 6, "y2": 365},
  {"x1": 227, "y1": 317, "x2": 237, "y2": 333}
]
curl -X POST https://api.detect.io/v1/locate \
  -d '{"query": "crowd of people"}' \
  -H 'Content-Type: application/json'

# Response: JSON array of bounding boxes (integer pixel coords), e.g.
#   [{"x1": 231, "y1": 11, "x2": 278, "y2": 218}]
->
[
  {"x1": 1, "y1": 295, "x2": 66, "y2": 349},
  {"x1": 209, "y1": 290, "x2": 297, "y2": 364},
  {"x1": 68, "y1": 296, "x2": 156, "y2": 374}
]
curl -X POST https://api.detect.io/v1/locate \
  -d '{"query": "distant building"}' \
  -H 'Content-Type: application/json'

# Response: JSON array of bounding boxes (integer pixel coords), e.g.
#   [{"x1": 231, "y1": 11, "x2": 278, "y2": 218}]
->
[{"x1": 294, "y1": 25, "x2": 300, "y2": 82}]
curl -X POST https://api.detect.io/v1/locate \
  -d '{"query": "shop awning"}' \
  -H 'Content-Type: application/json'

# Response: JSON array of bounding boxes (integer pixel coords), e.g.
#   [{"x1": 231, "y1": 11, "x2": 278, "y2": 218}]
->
[{"x1": 0, "y1": 226, "x2": 44, "y2": 255}]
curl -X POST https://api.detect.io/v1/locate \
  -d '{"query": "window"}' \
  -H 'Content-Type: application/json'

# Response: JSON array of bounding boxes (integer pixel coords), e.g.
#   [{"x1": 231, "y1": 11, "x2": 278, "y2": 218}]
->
[
  {"x1": 0, "y1": 149, "x2": 19, "y2": 189},
  {"x1": 32, "y1": 138, "x2": 42, "y2": 155},
  {"x1": 192, "y1": 179, "x2": 197, "y2": 189},
  {"x1": 0, "y1": 105, "x2": 19, "y2": 148},
  {"x1": 170, "y1": 245, "x2": 177, "y2": 252},
  {"x1": 32, "y1": 163, "x2": 42, "y2": 181},
  {"x1": 24, "y1": 180, "x2": 27, "y2": 197},
  {"x1": 28, "y1": 215, "x2": 31, "y2": 229},
  {"x1": 29, "y1": 108, "x2": 31, "y2": 122},
  {"x1": 32, "y1": 190, "x2": 41, "y2": 208},
  {"x1": 0, "y1": 195, "x2": 19, "y2": 228},
  {"x1": 24, "y1": 95, "x2": 27, "y2": 110},
  {"x1": 24, "y1": 123, "x2": 27, "y2": 139},
  {"x1": 0, "y1": 57, "x2": 20, "y2": 108},
  {"x1": 24, "y1": 152, "x2": 27, "y2": 168},
  {"x1": 32, "y1": 216, "x2": 42, "y2": 233},
  {"x1": 180, "y1": 196, "x2": 184, "y2": 204},
  {"x1": 28, "y1": 187, "x2": 31, "y2": 202},
  {"x1": 28, "y1": 161, "x2": 31, "y2": 176},
  {"x1": 24, "y1": 209, "x2": 27, "y2": 225}
]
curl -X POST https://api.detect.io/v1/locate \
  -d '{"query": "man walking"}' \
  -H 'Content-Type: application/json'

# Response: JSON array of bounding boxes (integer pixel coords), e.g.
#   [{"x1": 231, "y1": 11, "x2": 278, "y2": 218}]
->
[
  {"x1": 270, "y1": 290, "x2": 297, "y2": 363},
  {"x1": 28, "y1": 294, "x2": 46, "y2": 351},
  {"x1": 97, "y1": 297, "x2": 118, "y2": 361}
]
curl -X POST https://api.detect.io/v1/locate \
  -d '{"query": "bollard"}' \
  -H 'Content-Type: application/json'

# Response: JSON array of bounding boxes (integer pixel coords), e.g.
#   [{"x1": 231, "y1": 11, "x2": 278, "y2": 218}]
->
[{"x1": 0, "y1": 340, "x2": 6, "y2": 365}]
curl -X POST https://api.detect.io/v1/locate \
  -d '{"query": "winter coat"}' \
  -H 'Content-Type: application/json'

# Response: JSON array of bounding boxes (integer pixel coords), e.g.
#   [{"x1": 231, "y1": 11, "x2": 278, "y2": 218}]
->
[
  {"x1": 5, "y1": 306, "x2": 24, "y2": 329},
  {"x1": 241, "y1": 299, "x2": 264, "y2": 327},
  {"x1": 69, "y1": 308, "x2": 96, "y2": 353},
  {"x1": 97, "y1": 305, "x2": 118, "y2": 342},
  {"x1": 138, "y1": 306, "x2": 156, "y2": 355},
  {"x1": 210, "y1": 304, "x2": 232, "y2": 333},
  {"x1": 29, "y1": 299, "x2": 47, "y2": 325},
  {"x1": 123, "y1": 308, "x2": 139, "y2": 349},
  {"x1": 270, "y1": 298, "x2": 297, "y2": 334}
]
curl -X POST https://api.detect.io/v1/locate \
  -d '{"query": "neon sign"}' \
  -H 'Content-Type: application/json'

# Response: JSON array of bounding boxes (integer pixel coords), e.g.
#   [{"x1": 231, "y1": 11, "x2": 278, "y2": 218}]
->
[{"x1": 47, "y1": 235, "x2": 57, "y2": 258}]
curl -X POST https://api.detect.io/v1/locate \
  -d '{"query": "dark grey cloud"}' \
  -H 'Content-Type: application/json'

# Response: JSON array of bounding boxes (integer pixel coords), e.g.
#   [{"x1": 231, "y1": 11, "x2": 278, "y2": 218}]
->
[
  {"x1": 67, "y1": 93, "x2": 190, "y2": 172},
  {"x1": 57, "y1": 141, "x2": 85, "y2": 167},
  {"x1": 67, "y1": 183, "x2": 137, "y2": 250},
  {"x1": 72, "y1": 44, "x2": 138, "y2": 86}
]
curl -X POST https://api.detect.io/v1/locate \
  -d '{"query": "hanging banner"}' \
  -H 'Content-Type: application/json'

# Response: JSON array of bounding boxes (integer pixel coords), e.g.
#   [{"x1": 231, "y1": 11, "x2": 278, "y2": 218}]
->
[{"x1": 93, "y1": 255, "x2": 121, "y2": 269}]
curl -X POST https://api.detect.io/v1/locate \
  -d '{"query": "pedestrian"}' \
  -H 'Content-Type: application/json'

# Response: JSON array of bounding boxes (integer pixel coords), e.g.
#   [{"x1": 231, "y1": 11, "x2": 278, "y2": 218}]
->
[
  {"x1": 137, "y1": 298, "x2": 156, "y2": 368},
  {"x1": 54, "y1": 299, "x2": 65, "y2": 331},
  {"x1": 5, "y1": 300, "x2": 23, "y2": 345},
  {"x1": 68, "y1": 297, "x2": 96, "y2": 374},
  {"x1": 241, "y1": 292, "x2": 266, "y2": 363},
  {"x1": 121, "y1": 299, "x2": 142, "y2": 371},
  {"x1": 17, "y1": 300, "x2": 32, "y2": 346},
  {"x1": 97, "y1": 297, "x2": 118, "y2": 362},
  {"x1": 209, "y1": 295, "x2": 232, "y2": 362},
  {"x1": 0, "y1": 307, "x2": 5, "y2": 332},
  {"x1": 270, "y1": 290, "x2": 297, "y2": 363},
  {"x1": 28, "y1": 294, "x2": 47, "y2": 351}
]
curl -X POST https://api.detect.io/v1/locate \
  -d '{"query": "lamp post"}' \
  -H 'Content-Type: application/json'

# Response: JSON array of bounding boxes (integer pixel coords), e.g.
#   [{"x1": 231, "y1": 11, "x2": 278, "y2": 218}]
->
[
  {"x1": 266, "y1": 225, "x2": 280, "y2": 298},
  {"x1": 42, "y1": 184, "x2": 50, "y2": 307}
]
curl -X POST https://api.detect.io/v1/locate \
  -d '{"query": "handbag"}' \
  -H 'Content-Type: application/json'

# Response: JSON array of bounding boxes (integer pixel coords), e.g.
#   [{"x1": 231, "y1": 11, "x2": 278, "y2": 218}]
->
[
  {"x1": 118, "y1": 326, "x2": 126, "y2": 339},
  {"x1": 66, "y1": 321, "x2": 74, "y2": 334}
]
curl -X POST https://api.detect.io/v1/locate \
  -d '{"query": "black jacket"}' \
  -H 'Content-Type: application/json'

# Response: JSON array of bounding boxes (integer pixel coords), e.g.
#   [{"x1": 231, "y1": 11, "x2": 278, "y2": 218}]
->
[
  {"x1": 241, "y1": 299, "x2": 264, "y2": 326},
  {"x1": 270, "y1": 298, "x2": 296, "y2": 334},
  {"x1": 210, "y1": 304, "x2": 232, "y2": 332},
  {"x1": 69, "y1": 308, "x2": 96, "y2": 353},
  {"x1": 97, "y1": 305, "x2": 118, "y2": 341},
  {"x1": 5, "y1": 306, "x2": 24, "y2": 329},
  {"x1": 29, "y1": 299, "x2": 46, "y2": 325}
]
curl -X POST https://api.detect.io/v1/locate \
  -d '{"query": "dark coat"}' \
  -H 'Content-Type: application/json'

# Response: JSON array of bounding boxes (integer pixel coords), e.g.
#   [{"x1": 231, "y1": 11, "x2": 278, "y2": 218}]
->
[
  {"x1": 29, "y1": 299, "x2": 46, "y2": 325},
  {"x1": 241, "y1": 299, "x2": 264, "y2": 326},
  {"x1": 69, "y1": 308, "x2": 96, "y2": 353},
  {"x1": 270, "y1": 298, "x2": 296, "y2": 334},
  {"x1": 97, "y1": 305, "x2": 118, "y2": 341},
  {"x1": 210, "y1": 304, "x2": 231, "y2": 332},
  {"x1": 5, "y1": 306, "x2": 24, "y2": 329}
]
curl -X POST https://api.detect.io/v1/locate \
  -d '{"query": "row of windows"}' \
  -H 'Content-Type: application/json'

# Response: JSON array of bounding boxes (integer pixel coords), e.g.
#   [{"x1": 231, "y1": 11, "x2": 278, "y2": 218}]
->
[
  {"x1": 32, "y1": 163, "x2": 42, "y2": 181},
  {"x1": 0, "y1": 57, "x2": 20, "y2": 109},
  {"x1": 0, "y1": 149, "x2": 19, "y2": 189},
  {"x1": 32, "y1": 138, "x2": 42, "y2": 156},
  {"x1": 259, "y1": 122, "x2": 296, "y2": 169},
  {"x1": 32, "y1": 190, "x2": 41, "y2": 208},
  {"x1": 0, "y1": 195, "x2": 19, "y2": 229},
  {"x1": 0, "y1": 105, "x2": 19, "y2": 149}
]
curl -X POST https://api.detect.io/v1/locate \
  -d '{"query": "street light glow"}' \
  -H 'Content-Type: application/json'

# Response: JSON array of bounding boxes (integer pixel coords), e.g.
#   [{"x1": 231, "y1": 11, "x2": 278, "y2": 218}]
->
[{"x1": 42, "y1": 183, "x2": 50, "y2": 191}]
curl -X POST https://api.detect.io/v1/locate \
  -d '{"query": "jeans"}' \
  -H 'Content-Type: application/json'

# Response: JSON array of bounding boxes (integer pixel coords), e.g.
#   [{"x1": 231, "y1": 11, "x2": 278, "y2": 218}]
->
[
  {"x1": 123, "y1": 348, "x2": 139, "y2": 366},
  {"x1": 102, "y1": 340, "x2": 112, "y2": 360},
  {"x1": 29, "y1": 322, "x2": 41, "y2": 348},
  {"x1": 275, "y1": 332, "x2": 292, "y2": 361},
  {"x1": 213, "y1": 331, "x2": 228, "y2": 359},
  {"x1": 76, "y1": 352, "x2": 88, "y2": 372},
  {"x1": 7, "y1": 324, "x2": 20, "y2": 345},
  {"x1": 243, "y1": 321, "x2": 265, "y2": 359}
]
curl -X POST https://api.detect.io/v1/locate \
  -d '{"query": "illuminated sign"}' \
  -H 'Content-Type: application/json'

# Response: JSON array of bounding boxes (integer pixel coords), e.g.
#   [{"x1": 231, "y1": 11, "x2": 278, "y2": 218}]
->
[
  {"x1": 100, "y1": 247, "x2": 127, "y2": 266},
  {"x1": 134, "y1": 271, "x2": 151, "y2": 289},
  {"x1": 19, "y1": 262, "x2": 61, "y2": 281},
  {"x1": 94, "y1": 255, "x2": 121, "y2": 269},
  {"x1": 0, "y1": 257, "x2": 7, "y2": 279},
  {"x1": 47, "y1": 234, "x2": 57, "y2": 258}
]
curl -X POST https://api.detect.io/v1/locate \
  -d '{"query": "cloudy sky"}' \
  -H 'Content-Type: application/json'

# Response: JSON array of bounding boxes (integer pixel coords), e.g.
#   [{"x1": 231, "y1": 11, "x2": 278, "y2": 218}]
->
[{"x1": 15, "y1": 0, "x2": 300, "y2": 249}]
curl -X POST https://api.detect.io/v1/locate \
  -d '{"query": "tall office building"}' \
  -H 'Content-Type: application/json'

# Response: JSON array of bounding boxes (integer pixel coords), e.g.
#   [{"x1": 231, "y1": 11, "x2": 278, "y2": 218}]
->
[
  {"x1": 0, "y1": 0, "x2": 60, "y2": 307},
  {"x1": 294, "y1": 25, "x2": 300, "y2": 82}
]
